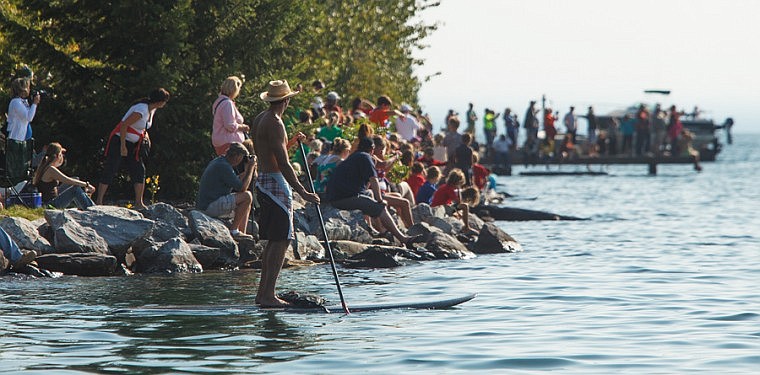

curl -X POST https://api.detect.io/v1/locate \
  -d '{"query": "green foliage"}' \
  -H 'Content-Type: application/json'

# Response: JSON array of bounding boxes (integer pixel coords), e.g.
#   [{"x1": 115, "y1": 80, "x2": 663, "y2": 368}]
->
[
  {"x1": 0, "y1": 0, "x2": 438, "y2": 201},
  {"x1": 1, "y1": 205, "x2": 44, "y2": 221}
]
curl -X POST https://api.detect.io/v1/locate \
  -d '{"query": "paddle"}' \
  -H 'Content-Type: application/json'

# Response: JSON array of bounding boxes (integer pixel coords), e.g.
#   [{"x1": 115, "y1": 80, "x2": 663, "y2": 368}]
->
[{"x1": 298, "y1": 141, "x2": 350, "y2": 314}]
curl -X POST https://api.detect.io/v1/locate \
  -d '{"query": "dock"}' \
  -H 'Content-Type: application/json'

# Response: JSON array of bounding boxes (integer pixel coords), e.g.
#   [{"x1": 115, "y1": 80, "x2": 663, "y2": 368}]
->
[{"x1": 487, "y1": 155, "x2": 701, "y2": 175}]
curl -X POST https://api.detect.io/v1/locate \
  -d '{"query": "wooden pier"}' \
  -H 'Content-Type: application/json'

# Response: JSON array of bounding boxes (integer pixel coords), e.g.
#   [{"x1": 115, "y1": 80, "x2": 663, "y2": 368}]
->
[{"x1": 487, "y1": 155, "x2": 701, "y2": 175}]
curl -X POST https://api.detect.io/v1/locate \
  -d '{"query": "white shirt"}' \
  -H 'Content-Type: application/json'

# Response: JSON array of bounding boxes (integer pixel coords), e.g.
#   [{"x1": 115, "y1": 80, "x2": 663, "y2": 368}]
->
[
  {"x1": 395, "y1": 115, "x2": 421, "y2": 141},
  {"x1": 120, "y1": 103, "x2": 154, "y2": 143},
  {"x1": 563, "y1": 112, "x2": 576, "y2": 132},
  {"x1": 7, "y1": 97, "x2": 37, "y2": 141}
]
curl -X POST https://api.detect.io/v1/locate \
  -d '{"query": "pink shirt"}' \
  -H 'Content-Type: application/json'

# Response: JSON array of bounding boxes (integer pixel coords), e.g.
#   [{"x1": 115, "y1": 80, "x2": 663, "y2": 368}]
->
[{"x1": 212, "y1": 95, "x2": 245, "y2": 148}]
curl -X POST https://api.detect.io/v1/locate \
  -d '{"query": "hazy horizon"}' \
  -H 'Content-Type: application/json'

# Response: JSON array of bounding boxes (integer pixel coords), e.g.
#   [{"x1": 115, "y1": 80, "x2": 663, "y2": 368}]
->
[{"x1": 414, "y1": 0, "x2": 759, "y2": 135}]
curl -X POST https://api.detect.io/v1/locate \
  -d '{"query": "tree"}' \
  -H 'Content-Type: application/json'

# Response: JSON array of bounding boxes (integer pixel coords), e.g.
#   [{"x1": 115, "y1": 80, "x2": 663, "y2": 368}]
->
[{"x1": 0, "y1": 0, "x2": 437, "y2": 201}]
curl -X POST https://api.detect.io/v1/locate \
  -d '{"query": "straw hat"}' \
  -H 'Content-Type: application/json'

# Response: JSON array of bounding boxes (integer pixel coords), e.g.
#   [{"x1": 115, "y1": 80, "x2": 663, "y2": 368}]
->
[{"x1": 260, "y1": 80, "x2": 300, "y2": 102}]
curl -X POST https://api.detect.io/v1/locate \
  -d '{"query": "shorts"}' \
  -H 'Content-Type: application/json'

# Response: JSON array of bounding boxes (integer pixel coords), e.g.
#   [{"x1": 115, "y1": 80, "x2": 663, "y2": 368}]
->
[
  {"x1": 329, "y1": 195, "x2": 385, "y2": 218},
  {"x1": 256, "y1": 187, "x2": 293, "y2": 240},
  {"x1": 205, "y1": 193, "x2": 236, "y2": 218}
]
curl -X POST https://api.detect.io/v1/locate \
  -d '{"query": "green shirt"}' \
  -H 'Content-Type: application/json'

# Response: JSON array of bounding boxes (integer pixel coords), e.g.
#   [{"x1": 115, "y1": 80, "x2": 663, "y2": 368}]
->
[{"x1": 318, "y1": 125, "x2": 343, "y2": 141}]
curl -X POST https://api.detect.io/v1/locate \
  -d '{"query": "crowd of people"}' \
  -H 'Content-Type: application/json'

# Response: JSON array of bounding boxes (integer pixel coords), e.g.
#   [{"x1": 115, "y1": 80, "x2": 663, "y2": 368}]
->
[
  {"x1": 4, "y1": 69, "x2": 710, "y2": 298},
  {"x1": 460, "y1": 101, "x2": 709, "y2": 173}
]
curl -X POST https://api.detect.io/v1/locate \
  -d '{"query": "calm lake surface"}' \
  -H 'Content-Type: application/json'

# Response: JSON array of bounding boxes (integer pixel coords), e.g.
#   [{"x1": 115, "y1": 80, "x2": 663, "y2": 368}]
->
[{"x1": 2, "y1": 134, "x2": 759, "y2": 374}]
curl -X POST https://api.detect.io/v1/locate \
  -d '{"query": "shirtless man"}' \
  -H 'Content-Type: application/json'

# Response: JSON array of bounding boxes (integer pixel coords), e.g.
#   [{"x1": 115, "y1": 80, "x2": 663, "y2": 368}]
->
[{"x1": 251, "y1": 80, "x2": 320, "y2": 307}]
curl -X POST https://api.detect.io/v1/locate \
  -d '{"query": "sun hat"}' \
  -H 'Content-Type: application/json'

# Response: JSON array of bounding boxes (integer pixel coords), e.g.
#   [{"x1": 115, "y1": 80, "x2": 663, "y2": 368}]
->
[
  {"x1": 260, "y1": 80, "x2": 300, "y2": 102},
  {"x1": 400, "y1": 103, "x2": 413, "y2": 113},
  {"x1": 326, "y1": 91, "x2": 341, "y2": 101}
]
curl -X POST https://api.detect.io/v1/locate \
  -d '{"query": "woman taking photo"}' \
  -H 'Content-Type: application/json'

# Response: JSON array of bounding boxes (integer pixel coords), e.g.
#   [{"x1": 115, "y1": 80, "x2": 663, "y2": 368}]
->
[
  {"x1": 33, "y1": 142, "x2": 95, "y2": 209},
  {"x1": 6, "y1": 78, "x2": 40, "y2": 184},
  {"x1": 212, "y1": 76, "x2": 250, "y2": 156},
  {"x1": 97, "y1": 88, "x2": 170, "y2": 209}
]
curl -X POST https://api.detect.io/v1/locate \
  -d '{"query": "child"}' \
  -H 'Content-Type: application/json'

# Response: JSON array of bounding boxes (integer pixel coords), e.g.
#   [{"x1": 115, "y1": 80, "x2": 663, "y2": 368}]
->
[
  {"x1": 471, "y1": 153, "x2": 490, "y2": 192},
  {"x1": 416, "y1": 165, "x2": 441, "y2": 205},
  {"x1": 431, "y1": 168, "x2": 478, "y2": 235},
  {"x1": 406, "y1": 162, "x2": 426, "y2": 199}
]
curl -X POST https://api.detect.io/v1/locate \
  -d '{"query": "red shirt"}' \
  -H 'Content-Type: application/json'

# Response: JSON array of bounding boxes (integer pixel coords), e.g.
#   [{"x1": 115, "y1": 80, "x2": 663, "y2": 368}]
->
[
  {"x1": 416, "y1": 155, "x2": 447, "y2": 167},
  {"x1": 472, "y1": 163, "x2": 490, "y2": 190},
  {"x1": 369, "y1": 107, "x2": 391, "y2": 126},
  {"x1": 431, "y1": 183, "x2": 458, "y2": 207},
  {"x1": 406, "y1": 172, "x2": 425, "y2": 196}
]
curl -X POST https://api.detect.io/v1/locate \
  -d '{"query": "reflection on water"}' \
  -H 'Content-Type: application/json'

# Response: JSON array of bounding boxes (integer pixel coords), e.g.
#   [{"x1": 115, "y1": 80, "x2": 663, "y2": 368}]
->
[{"x1": 2, "y1": 135, "x2": 760, "y2": 373}]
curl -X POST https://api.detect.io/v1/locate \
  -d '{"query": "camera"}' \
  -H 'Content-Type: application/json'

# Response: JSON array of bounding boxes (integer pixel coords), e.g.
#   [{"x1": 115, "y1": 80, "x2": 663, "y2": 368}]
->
[{"x1": 31, "y1": 89, "x2": 47, "y2": 97}]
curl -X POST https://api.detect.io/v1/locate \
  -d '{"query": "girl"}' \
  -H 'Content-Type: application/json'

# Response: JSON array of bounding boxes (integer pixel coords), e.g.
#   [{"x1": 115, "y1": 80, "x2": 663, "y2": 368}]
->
[
  {"x1": 97, "y1": 88, "x2": 170, "y2": 209},
  {"x1": 33, "y1": 143, "x2": 95, "y2": 209}
]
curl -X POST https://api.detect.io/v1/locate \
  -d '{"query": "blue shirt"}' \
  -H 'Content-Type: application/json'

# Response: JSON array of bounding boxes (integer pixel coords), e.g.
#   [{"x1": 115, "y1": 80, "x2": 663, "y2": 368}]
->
[
  {"x1": 326, "y1": 151, "x2": 376, "y2": 202},
  {"x1": 195, "y1": 157, "x2": 242, "y2": 210},
  {"x1": 416, "y1": 181, "x2": 437, "y2": 205}
]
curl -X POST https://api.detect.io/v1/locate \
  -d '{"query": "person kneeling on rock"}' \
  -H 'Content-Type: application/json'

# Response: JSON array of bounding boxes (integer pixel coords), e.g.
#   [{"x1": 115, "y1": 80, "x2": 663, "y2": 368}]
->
[{"x1": 195, "y1": 142, "x2": 256, "y2": 240}]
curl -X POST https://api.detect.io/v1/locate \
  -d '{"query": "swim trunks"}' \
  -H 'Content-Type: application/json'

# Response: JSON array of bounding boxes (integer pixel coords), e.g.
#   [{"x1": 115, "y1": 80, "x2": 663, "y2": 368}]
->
[{"x1": 256, "y1": 172, "x2": 293, "y2": 240}]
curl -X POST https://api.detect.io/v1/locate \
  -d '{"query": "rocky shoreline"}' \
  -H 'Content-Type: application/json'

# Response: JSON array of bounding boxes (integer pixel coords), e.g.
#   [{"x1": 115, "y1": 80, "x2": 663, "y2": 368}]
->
[{"x1": 1, "y1": 196, "x2": 525, "y2": 278}]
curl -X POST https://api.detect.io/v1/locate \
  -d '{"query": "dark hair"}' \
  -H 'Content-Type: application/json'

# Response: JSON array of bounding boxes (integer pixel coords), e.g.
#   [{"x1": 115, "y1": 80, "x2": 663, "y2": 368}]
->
[
  {"x1": 357, "y1": 137, "x2": 374, "y2": 153},
  {"x1": 411, "y1": 162, "x2": 424, "y2": 174},
  {"x1": 134, "y1": 87, "x2": 170, "y2": 105},
  {"x1": 377, "y1": 95, "x2": 392, "y2": 107}
]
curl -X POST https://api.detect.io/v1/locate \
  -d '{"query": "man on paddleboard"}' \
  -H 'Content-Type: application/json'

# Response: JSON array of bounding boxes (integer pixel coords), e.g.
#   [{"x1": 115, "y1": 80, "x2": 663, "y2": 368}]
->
[{"x1": 251, "y1": 80, "x2": 320, "y2": 307}]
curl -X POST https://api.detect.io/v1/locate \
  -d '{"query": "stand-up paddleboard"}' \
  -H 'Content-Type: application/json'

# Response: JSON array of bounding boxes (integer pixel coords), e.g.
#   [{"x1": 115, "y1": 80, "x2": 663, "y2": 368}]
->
[{"x1": 115, "y1": 293, "x2": 476, "y2": 315}]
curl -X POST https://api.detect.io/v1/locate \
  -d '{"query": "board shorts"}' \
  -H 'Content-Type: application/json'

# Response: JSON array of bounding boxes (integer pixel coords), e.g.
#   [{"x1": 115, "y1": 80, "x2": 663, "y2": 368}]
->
[{"x1": 256, "y1": 172, "x2": 293, "y2": 241}]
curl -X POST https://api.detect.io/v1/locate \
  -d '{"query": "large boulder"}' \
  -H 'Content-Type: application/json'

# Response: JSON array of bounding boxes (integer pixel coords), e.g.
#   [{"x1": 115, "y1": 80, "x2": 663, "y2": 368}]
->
[
  {"x1": 292, "y1": 232, "x2": 325, "y2": 260},
  {"x1": 47, "y1": 206, "x2": 155, "y2": 259},
  {"x1": 472, "y1": 223, "x2": 523, "y2": 254},
  {"x1": 44, "y1": 211, "x2": 110, "y2": 254},
  {"x1": 134, "y1": 238, "x2": 203, "y2": 274},
  {"x1": 188, "y1": 210, "x2": 237, "y2": 255},
  {"x1": 35, "y1": 253, "x2": 125, "y2": 276},
  {"x1": 300, "y1": 205, "x2": 373, "y2": 243},
  {"x1": 426, "y1": 232, "x2": 476, "y2": 259},
  {"x1": 0, "y1": 217, "x2": 56, "y2": 255},
  {"x1": 346, "y1": 246, "x2": 403, "y2": 268},
  {"x1": 328, "y1": 240, "x2": 370, "y2": 259},
  {"x1": 412, "y1": 203, "x2": 446, "y2": 224},
  {"x1": 188, "y1": 243, "x2": 220, "y2": 269},
  {"x1": 141, "y1": 203, "x2": 193, "y2": 238}
]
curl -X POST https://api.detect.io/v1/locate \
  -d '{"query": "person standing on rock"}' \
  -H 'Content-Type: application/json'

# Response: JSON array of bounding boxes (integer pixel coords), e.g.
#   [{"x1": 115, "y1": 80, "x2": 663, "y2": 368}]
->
[
  {"x1": 251, "y1": 80, "x2": 320, "y2": 308},
  {"x1": 97, "y1": 88, "x2": 170, "y2": 209}
]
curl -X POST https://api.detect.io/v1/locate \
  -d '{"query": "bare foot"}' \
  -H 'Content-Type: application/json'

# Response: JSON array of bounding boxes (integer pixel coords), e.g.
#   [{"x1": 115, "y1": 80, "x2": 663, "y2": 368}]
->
[
  {"x1": 134, "y1": 203, "x2": 148, "y2": 210},
  {"x1": 256, "y1": 297, "x2": 292, "y2": 308}
]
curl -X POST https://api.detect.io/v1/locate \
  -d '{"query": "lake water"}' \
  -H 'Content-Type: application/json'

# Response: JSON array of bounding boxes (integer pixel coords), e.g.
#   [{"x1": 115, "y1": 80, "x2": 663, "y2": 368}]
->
[{"x1": 2, "y1": 134, "x2": 759, "y2": 374}]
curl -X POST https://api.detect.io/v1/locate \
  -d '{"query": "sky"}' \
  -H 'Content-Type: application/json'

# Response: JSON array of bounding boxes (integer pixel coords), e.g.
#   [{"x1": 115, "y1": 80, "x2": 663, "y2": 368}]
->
[{"x1": 414, "y1": 0, "x2": 760, "y2": 134}]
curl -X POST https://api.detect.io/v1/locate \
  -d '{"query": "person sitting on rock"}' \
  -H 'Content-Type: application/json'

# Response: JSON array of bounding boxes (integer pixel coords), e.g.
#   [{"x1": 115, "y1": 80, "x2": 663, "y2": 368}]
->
[
  {"x1": 195, "y1": 142, "x2": 256, "y2": 240},
  {"x1": 32, "y1": 142, "x2": 95, "y2": 209},
  {"x1": 0, "y1": 226, "x2": 36, "y2": 271},
  {"x1": 415, "y1": 165, "x2": 441, "y2": 205},
  {"x1": 326, "y1": 137, "x2": 423, "y2": 249},
  {"x1": 431, "y1": 168, "x2": 478, "y2": 235}
]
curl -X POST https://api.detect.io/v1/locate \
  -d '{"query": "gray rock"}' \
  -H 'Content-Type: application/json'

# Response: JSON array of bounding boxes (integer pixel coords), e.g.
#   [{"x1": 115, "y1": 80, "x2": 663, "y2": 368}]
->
[
  {"x1": 188, "y1": 210, "x2": 238, "y2": 255},
  {"x1": 45, "y1": 211, "x2": 110, "y2": 254},
  {"x1": 406, "y1": 222, "x2": 443, "y2": 244},
  {"x1": 134, "y1": 238, "x2": 203, "y2": 274},
  {"x1": 424, "y1": 215, "x2": 463, "y2": 234},
  {"x1": 48, "y1": 206, "x2": 155, "y2": 258},
  {"x1": 238, "y1": 238, "x2": 264, "y2": 264},
  {"x1": 293, "y1": 232, "x2": 325, "y2": 260},
  {"x1": 472, "y1": 223, "x2": 523, "y2": 254},
  {"x1": 141, "y1": 202, "x2": 193, "y2": 237},
  {"x1": 188, "y1": 243, "x2": 220, "y2": 269},
  {"x1": 35, "y1": 253, "x2": 124, "y2": 276},
  {"x1": 426, "y1": 232, "x2": 476, "y2": 259},
  {"x1": 0, "y1": 216, "x2": 55, "y2": 255},
  {"x1": 327, "y1": 240, "x2": 368, "y2": 259},
  {"x1": 346, "y1": 246, "x2": 403, "y2": 268}
]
